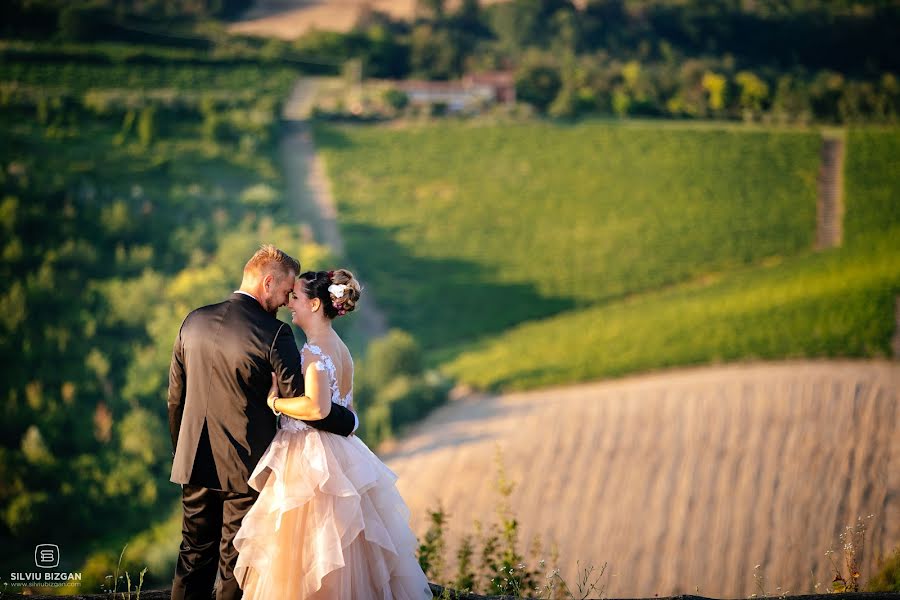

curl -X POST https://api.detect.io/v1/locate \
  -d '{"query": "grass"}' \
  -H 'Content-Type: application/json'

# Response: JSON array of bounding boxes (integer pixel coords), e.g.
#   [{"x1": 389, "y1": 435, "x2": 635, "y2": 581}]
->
[
  {"x1": 442, "y1": 228, "x2": 899, "y2": 389},
  {"x1": 0, "y1": 60, "x2": 299, "y2": 94},
  {"x1": 845, "y1": 127, "x2": 900, "y2": 239},
  {"x1": 440, "y1": 123, "x2": 900, "y2": 389},
  {"x1": 419, "y1": 447, "x2": 611, "y2": 599},
  {"x1": 317, "y1": 120, "x2": 821, "y2": 352},
  {"x1": 315, "y1": 120, "x2": 899, "y2": 390}
]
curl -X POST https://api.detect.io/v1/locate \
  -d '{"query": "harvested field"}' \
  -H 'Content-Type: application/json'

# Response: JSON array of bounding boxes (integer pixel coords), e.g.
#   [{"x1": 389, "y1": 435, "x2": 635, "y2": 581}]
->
[
  {"x1": 382, "y1": 360, "x2": 900, "y2": 597},
  {"x1": 230, "y1": 0, "x2": 418, "y2": 38},
  {"x1": 229, "y1": 0, "x2": 509, "y2": 37}
]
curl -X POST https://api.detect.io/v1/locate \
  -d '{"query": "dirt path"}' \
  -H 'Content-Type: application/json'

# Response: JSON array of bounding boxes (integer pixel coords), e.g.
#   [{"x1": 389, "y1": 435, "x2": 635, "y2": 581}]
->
[
  {"x1": 382, "y1": 360, "x2": 900, "y2": 598},
  {"x1": 816, "y1": 133, "x2": 845, "y2": 249},
  {"x1": 280, "y1": 78, "x2": 388, "y2": 342}
]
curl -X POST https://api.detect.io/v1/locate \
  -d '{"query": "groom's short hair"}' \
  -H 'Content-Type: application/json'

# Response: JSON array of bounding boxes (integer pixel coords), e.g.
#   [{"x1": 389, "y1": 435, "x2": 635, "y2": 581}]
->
[{"x1": 244, "y1": 245, "x2": 300, "y2": 281}]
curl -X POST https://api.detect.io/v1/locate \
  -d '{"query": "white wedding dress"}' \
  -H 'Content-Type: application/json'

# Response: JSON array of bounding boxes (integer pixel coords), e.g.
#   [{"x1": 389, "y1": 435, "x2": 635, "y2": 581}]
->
[{"x1": 233, "y1": 343, "x2": 432, "y2": 599}]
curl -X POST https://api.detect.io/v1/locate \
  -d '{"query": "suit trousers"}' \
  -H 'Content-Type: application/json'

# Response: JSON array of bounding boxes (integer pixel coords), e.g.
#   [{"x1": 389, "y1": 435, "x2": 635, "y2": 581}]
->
[{"x1": 171, "y1": 484, "x2": 259, "y2": 600}]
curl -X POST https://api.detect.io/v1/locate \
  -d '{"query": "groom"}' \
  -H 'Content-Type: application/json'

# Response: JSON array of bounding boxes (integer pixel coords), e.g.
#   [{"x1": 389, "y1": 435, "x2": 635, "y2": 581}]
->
[{"x1": 168, "y1": 245, "x2": 358, "y2": 600}]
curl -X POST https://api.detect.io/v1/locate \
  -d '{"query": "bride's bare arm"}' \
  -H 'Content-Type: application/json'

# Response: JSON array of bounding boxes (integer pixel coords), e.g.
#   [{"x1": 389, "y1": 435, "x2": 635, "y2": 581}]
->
[{"x1": 266, "y1": 368, "x2": 331, "y2": 420}]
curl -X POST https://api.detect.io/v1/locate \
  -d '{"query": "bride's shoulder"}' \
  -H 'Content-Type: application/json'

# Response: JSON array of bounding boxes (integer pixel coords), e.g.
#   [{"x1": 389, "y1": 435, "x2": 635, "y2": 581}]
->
[{"x1": 333, "y1": 337, "x2": 353, "y2": 367}]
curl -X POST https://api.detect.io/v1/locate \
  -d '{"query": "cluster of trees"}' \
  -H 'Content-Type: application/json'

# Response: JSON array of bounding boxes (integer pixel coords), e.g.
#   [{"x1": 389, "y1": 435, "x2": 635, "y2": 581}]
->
[
  {"x1": 0, "y1": 58, "x2": 311, "y2": 585},
  {"x1": 3, "y1": 0, "x2": 253, "y2": 40},
  {"x1": 299, "y1": 0, "x2": 900, "y2": 122},
  {"x1": 510, "y1": 53, "x2": 900, "y2": 121},
  {"x1": 5, "y1": 0, "x2": 898, "y2": 122}
]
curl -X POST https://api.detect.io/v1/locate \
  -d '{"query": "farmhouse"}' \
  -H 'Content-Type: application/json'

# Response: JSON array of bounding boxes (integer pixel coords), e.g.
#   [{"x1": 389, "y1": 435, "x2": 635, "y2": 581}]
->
[{"x1": 395, "y1": 71, "x2": 515, "y2": 112}]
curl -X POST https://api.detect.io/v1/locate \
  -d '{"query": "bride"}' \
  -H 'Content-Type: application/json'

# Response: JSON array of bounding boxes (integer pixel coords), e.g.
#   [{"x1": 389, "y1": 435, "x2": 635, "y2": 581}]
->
[{"x1": 233, "y1": 269, "x2": 433, "y2": 599}]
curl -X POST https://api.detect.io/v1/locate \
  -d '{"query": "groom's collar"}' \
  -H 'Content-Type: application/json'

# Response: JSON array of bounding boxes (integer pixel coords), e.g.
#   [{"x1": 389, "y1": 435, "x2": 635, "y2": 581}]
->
[
  {"x1": 233, "y1": 290, "x2": 259, "y2": 303},
  {"x1": 231, "y1": 290, "x2": 264, "y2": 311},
  {"x1": 231, "y1": 290, "x2": 279, "y2": 318}
]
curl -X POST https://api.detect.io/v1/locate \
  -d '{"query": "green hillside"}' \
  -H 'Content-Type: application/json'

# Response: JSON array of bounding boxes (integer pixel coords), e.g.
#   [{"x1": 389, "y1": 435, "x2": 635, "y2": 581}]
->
[
  {"x1": 317, "y1": 121, "x2": 822, "y2": 352},
  {"x1": 443, "y1": 229, "x2": 898, "y2": 389},
  {"x1": 317, "y1": 121, "x2": 899, "y2": 390},
  {"x1": 845, "y1": 128, "x2": 900, "y2": 238}
]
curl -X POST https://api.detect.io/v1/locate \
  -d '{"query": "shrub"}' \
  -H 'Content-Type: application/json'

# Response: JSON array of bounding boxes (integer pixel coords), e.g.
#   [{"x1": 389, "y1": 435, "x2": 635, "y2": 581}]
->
[
  {"x1": 867, "y1": 545, "x2": 900, "y2": 592},
  {"x1": 356, "y1": 330, "x2": 449, "y2": 448},
  {"x1": 384, "y1": 88, "x2": 410, "y2": 111},
  {"x1": 240, "y1": 183, "x2": 279, "y2": 207},
  {"x1": 58, "y1": 4, "x2": 111, "y2": 42},
  {"x1": 366, "y1": 329, "x2": 423, "y2": 379},
  {"x1": 515, "y1": 63, "x2": 562, "y2": 113}
]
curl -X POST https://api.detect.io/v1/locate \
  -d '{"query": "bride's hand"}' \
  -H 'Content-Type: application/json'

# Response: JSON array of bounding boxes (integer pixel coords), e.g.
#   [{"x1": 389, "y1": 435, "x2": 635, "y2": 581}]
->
[{"x1": 267, "y1": 373, "x2": 279, "y2": 411}]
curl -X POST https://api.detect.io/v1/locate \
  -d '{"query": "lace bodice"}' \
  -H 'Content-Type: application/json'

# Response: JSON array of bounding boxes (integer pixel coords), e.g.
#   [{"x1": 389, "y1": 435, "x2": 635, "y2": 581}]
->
[
  {"x1": 280, "y1": 343, "x2": 352, "y2": 433},
  {"x1": 301, "y1": 343, "x2": 353, "y2": 408}
]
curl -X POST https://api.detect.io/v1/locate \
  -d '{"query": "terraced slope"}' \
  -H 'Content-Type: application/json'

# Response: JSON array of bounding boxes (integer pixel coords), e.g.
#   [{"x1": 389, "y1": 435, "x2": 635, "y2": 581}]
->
[{"x1": 383, "y1": 361, "x2": 900, "y2": 598}]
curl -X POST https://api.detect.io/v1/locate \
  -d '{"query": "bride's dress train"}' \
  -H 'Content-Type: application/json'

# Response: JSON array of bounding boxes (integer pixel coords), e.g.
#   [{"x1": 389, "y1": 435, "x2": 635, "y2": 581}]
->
[{"x1": 233, "y1": 344, "x2": 432, "y2": 599}]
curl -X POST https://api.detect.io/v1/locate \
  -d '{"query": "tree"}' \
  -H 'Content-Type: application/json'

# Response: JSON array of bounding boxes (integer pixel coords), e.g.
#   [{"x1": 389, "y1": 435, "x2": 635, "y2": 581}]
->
[
  {"x1": 515, "y1": 61, "x2": 562, "y2": 113},
  {"x1": 410, "y1": 24, "x2": 462, "y2": 79},
  {"x1": 58, "y1": 4, "x2": 111, "y2": 42},
  {"x1": 366, "y1": 330, "x2": 423, "y2": 379},
  {"x1": 701, "y1": 71, "x2": 727, "y2": 113},
  {"x1": 137, "y1": 106, "x2": 155, "y2": 148},
  {"x1": 383, "y1": 88, "x2": 410, "y2": 111},
  {"x1": 735, "y1": 70, "x2": 769, "y2": 120}
]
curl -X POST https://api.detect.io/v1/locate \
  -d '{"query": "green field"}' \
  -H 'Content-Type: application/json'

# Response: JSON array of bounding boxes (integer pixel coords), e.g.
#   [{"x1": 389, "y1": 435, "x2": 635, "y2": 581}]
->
[
  {"x1": 317, "y1": 121, "x2": 899, "y2": 390},
  {"x1": 317, "y1": 121, "x2": 822, "y2": 351},
  {"x1": 443, "y1": 230, "x2": 898, "y2": 389},
  {"x1": 0, "y1": 60, "x2": 298, "y2": 93},
  {"x1": 845, "y1": 128, "x2": 900, "y2": 238}
]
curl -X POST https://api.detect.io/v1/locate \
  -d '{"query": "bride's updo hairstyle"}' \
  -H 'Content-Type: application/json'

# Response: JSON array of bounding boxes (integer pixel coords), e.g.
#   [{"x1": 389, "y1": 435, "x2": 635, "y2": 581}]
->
[{"x1": 298, "y1": 269, "x2": 361, "y2": 319}]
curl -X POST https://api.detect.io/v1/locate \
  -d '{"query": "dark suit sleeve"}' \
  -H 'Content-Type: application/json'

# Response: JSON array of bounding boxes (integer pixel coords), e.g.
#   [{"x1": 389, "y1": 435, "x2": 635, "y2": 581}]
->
[
  {"x1": 270, "y1": 323, "x2": 305, "y2": 397},
  {"x1": 304, "y1": 405, "x2": 357, "y2": 437},
  {"x1": 167, "y1": 320, "x2": 187, "y2": 453}
]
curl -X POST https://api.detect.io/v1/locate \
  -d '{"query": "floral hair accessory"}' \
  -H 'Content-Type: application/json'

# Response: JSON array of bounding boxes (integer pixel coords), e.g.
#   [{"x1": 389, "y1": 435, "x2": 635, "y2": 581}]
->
[{"x1": 328, "y1": 283, "x2": 349, "y2": 298}]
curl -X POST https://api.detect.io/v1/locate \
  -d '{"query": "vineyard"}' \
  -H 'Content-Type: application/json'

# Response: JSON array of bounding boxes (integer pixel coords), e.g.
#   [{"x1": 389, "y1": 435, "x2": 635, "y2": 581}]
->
[
  {"x1": 316, "y1": 121, "x2": 899, "y2": 389},
  {"x1": 316, "y1": 121, "x2": 824, "y2": 354}
]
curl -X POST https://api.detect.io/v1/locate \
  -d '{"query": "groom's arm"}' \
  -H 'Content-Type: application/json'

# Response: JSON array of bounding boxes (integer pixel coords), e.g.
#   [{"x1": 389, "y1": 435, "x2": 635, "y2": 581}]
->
[
  {"x1": 304, "y1": 404, "x2": 358, "y2": 436},
  {"x1": 270, "y1": 323, "x2": 305, "y2": 398},
  {"x1": 167, "y1": 321, "x2": 187, "y2": 454}
]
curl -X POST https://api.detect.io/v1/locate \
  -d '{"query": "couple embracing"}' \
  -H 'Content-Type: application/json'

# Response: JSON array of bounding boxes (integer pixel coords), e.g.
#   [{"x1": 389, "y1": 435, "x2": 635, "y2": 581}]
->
[{"x1": 168, "y1": 245, "x2": 432, "y2": 599}]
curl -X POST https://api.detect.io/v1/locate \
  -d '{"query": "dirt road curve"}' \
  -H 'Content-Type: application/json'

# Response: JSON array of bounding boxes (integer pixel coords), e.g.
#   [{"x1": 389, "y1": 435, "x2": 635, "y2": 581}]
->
[{"x1": 382, "y1": 360, "x2": 900, "y2": 597}]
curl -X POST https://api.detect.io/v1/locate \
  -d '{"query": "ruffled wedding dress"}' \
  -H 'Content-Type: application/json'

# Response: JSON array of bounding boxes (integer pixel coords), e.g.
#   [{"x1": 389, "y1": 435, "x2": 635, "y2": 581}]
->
[{"x1": 233, "y1": 344, "x2": 432, "y2": 599}]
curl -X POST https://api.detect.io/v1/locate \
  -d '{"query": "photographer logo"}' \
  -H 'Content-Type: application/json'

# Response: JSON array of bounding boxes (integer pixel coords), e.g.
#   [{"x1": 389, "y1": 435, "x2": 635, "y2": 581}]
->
[
  {"x1": 35, "y1": 544, "x2": 59, "y2": 569},
  {"x1": 5, "y1": 544, "x2": 81, "y2": 589}
]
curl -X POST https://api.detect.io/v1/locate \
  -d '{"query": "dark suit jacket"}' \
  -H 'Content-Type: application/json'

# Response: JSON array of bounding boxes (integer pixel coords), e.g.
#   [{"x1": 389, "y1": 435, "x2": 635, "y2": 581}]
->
[{"x1": 168, "y1": 292, "x2": 356, "y2": 493}]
